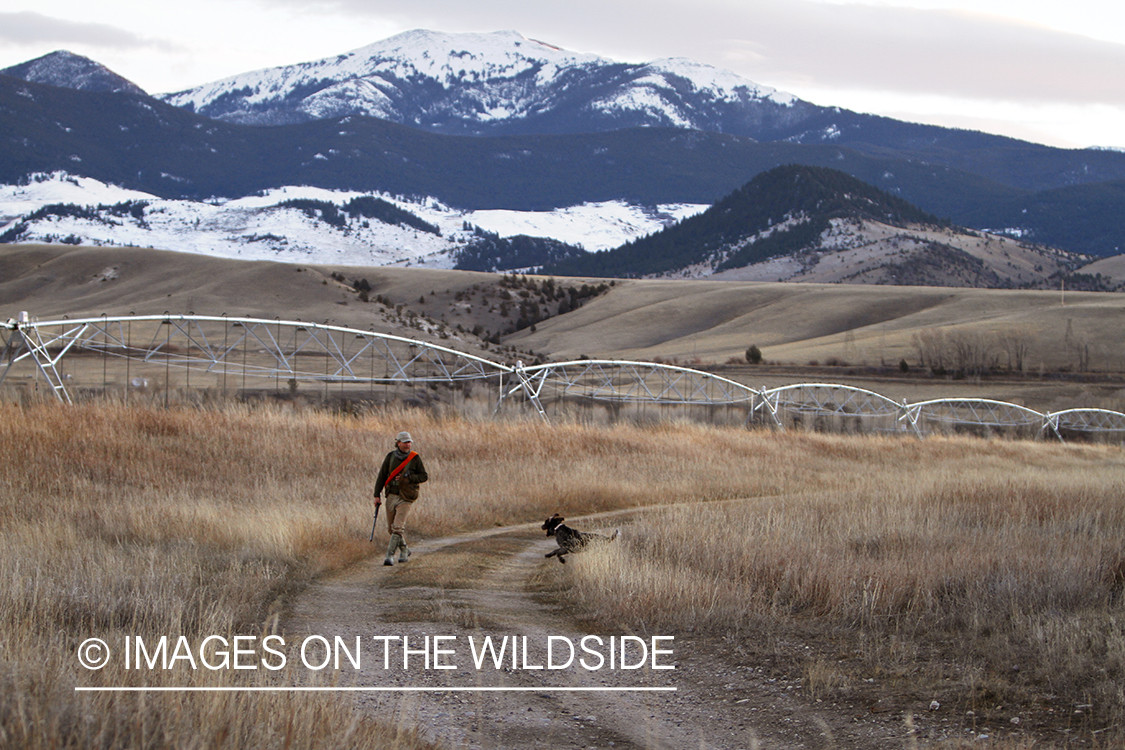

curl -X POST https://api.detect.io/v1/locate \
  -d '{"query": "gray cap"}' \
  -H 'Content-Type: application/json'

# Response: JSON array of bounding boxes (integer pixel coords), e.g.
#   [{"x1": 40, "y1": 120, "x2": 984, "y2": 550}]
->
[{"x1": 395, "y1": 431, "x2": 413, "y2": 443}]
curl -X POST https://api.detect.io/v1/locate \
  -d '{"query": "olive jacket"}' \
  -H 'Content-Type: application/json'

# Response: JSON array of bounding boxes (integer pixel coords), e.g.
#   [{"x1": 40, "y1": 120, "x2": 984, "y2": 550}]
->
[{"x1": 373, "y1": 450, "x2": 429, "y2": 499}]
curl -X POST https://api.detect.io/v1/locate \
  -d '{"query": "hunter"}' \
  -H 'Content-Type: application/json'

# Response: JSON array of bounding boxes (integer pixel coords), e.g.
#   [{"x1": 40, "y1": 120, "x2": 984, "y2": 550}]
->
[{"x1": 373, "y1": 431, "x2": 429, "y2": 566}]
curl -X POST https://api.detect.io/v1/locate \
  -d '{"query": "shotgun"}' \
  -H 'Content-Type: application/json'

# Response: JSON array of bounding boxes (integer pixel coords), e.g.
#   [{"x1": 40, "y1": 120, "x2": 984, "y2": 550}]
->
[{"x1": 370, "y1": 504, "x2": 380, "y2": 542}]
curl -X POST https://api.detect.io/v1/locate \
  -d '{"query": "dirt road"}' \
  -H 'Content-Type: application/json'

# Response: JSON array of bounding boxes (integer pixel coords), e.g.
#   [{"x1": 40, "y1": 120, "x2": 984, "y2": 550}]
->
[{"x1": 285, "y1": 513, "x2": 925, "y2": 749}]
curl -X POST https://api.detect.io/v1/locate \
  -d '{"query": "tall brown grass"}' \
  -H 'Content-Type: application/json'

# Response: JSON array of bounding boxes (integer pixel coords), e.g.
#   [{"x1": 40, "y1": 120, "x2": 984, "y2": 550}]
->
[
  {"x1": 0, "y1": 401, "x2": 801, "y2": 748},
  {"x1": 0, "y1": 402, "x2": 440, "y2": 749},
  {"x1": 559, "y1": 435, "x2": 1125, "y2": 741},
  {"x1": 3, "y1": 400, "x2": 1123, "y2": 747}
]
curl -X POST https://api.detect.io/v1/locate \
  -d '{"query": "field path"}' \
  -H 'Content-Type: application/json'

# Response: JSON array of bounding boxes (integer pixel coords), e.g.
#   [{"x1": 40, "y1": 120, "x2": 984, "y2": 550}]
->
[{"x1": 286, "y1": 509, "x2": 908, "y2": 749}]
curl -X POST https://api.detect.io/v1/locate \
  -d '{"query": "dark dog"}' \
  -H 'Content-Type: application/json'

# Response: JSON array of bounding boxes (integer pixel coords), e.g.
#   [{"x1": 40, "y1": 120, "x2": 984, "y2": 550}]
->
[{"x1": 542, "y1": 513, "x2": 620, "y2": 564}]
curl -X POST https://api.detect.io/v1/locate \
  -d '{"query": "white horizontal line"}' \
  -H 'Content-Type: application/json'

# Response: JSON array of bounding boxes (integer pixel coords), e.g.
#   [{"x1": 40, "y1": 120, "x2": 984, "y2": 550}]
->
[{"x1": 75, "y1": 686, "x2": 677, "y2": 693}]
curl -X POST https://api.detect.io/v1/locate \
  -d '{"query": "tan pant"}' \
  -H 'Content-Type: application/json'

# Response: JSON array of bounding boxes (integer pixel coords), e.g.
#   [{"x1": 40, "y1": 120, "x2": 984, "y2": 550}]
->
[{"x1": 384, "y1": 493, "x2": 413, "y2": 540}]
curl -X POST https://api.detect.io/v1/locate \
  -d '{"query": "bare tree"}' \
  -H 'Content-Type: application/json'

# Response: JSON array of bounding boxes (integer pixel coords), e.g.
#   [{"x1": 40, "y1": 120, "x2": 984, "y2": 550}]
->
[
  {"x1": 948, "y1": 331, "x2": 995, "y2": 378},
  {"x1": 912, "y1": 328, "x2": 948, "y2": 372},
  {"x1": 1065, "y1": 318, "x2": 1091, "y2": 372},
  {"x1": 998, "y1": 327, "x2": 1034, "y2": 373}
]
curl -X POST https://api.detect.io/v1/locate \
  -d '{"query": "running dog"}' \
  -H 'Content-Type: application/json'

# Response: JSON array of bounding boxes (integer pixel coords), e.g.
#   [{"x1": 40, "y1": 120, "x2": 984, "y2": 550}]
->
[{"x1": 542, "y1": 513, "x2": 620, "y2": 564}]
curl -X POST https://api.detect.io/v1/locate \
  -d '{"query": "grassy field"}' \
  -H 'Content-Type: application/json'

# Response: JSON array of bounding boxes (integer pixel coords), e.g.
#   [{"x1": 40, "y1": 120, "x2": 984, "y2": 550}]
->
[
  {"x1": 561, "y1": 455, "x2": 1125, "y2": 734},
  {"x1": 2, "y1": 399, "x2": 1124, "y2": 747},
  {"x1": 7, "y1": 244, "x2": 1125, "y2": 378}
]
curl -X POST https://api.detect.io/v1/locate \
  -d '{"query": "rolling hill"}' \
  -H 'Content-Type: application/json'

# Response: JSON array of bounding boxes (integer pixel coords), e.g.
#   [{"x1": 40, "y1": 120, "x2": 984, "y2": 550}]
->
[
  {"x1": 547, "y1": 165, "x2": 1091, "y2": 288},
  {"x1": 5, "y1": 244, "x2": 1125, "y2": 403}
]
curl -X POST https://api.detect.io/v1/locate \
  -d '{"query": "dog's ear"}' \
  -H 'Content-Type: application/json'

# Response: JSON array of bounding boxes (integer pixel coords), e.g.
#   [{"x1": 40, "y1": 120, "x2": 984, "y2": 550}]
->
[{"x1": 543, "y1": 513, "x2": 564, "y2": 535}]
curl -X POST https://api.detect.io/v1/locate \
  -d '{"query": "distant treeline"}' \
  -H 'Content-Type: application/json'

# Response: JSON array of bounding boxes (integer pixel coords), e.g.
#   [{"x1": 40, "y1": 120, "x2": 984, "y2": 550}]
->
[
  {"x1": 453, "y1": 230, "x2": 585, "y2": 272},
  {"x1": 279, "y1": 197, "x2": 440, "y2": 235}
]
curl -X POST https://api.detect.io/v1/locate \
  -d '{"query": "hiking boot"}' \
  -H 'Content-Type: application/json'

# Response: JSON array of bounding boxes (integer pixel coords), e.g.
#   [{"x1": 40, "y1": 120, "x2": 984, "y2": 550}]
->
[
  {"x1": 384, "y1": 534, "x2": 402, "y2": 566},
  {"x1": 398, "y1": 544, "x2": 411, "y2": 563}
]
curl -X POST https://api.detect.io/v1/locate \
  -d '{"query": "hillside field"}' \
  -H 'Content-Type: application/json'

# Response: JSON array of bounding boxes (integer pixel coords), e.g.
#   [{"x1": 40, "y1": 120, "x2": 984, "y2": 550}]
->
[{"x1": 4, "y1": 244, "x2": 1124, "y2": 414}]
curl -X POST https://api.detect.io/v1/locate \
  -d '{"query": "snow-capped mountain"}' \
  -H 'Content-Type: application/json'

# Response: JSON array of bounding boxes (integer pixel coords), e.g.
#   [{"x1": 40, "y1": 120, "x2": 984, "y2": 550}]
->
[
  {"x1": 2, "y1": 51, "x2": 146, "y2": 96},
  {"x1": 5, "y1": 33, "x2": 1125, "y2": 262},
  {"x1": 0, "y1": 172, "x2": 705, "y2": 267},
  {"x1": 160, "y1": 29, "x2": 804, "y2": 136}
]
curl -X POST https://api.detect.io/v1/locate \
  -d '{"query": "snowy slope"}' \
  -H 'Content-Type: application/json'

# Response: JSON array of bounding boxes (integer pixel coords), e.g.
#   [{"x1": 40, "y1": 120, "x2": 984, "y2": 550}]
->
[
  {"x1": 159, "y1": 29, "x2": 797, "y2": 133},
  {"x1": 1, "y1": 50, "x2": 147, "y2": 96},
  {"x1": 0, "y1": 172, "x2": 705, "y2": 267},
  {"x1": 163, "y1": 30, "x2": 602, "y2": 118},
  {"x1": 0, "y1": 173, "x2": 154, "y2": 221}
]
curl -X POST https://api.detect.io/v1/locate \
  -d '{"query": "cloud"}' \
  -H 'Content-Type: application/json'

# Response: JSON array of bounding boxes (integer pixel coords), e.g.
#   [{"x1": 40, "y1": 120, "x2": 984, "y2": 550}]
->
[
  {"x1": 0, "y1": 11, "x2": 179, "y2": 51},
  {"x1": 715, "y1": 3, "x2": 1125, "y2": 107},
  {"x1": 266, "y1": 0, "x2": 1125, "y2": 107}
]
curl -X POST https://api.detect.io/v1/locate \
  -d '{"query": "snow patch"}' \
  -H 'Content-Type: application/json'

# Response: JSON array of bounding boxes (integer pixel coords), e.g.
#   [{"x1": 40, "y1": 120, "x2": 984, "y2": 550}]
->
[
  {"x1": 0, "y1": 172, "x2": 155, "y2": 222},
  {"x1": 0, "y1": 172, "x2": 708, "y2": 266}
]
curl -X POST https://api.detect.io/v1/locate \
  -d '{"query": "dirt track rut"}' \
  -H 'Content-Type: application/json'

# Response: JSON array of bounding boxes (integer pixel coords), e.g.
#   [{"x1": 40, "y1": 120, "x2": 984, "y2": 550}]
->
[{"x1": 285, "y1": 512, "x2": 909, "y2": 749}]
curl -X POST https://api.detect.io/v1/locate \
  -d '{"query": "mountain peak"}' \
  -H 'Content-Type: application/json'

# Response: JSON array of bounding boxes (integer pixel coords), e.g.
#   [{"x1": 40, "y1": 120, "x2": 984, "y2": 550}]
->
[
  {"x1": 157, "y1": 28, "x2": 800, "y2": 133},
  {"x1": 338, "y1": 28, "x2": 607, "y2": 85},
  {"x1": 547, "y1": 165, "x2": 946, "y2": 278},
  {"x1": 1, "y1": 50, "x2": 147, "y2": 96},
  {"x1": 339, "y1": 29, "x2": 595, "y2": 61},
  {"x1": 371, "y1": 28, "x2": 557, "y2": 50}
]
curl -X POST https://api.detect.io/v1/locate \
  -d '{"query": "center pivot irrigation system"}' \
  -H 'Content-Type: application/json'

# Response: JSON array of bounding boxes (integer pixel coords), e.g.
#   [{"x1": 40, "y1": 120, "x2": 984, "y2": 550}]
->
[{"x1": 3, "y1": 313, "x2": 1125, "y2": 442}]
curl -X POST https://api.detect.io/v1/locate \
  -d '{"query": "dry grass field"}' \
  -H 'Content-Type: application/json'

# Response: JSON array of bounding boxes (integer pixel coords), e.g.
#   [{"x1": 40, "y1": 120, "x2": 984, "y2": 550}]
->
[
  {"x1": 1083, "y1": 254, "x2": 1125, "y2": 285},
  {"x1": 0, "y1": 244, "x2": 516, "y2": 360},
  {"x1": 2, "y1": 399, "x2": 1124, "y2": 748},
  {"x1": 511, "y1": 278, "x2": 1125, "y2": 375},
  {"x1": 5, "y1": 244, "x2": 1125, "y2": 383},
  {"x1": 561, "y1": 455, "x2": 1125, "y2": 733}
]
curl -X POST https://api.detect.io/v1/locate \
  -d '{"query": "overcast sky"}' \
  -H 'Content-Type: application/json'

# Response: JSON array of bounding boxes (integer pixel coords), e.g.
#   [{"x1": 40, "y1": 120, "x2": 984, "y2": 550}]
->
[{"x1": 2, "y1": 0, "x2": 1123, "y2": 149}]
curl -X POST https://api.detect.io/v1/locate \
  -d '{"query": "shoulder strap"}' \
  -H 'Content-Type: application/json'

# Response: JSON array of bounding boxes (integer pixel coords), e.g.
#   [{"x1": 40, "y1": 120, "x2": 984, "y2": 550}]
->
[{"x1": 386, "y1": 451, "x2": 418, "y2": 483}]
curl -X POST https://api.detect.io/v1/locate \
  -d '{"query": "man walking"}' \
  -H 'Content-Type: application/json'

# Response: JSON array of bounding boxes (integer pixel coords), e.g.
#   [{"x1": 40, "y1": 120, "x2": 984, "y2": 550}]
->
[{"x1": 374, "y1": 431, "x2": 428, "y2": 566}]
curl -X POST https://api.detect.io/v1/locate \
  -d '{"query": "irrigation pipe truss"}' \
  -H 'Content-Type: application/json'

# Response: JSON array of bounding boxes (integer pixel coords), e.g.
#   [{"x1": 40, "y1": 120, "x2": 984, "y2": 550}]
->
[{"x1": 3, "y1": 312, "x2": 1124, "y2": 442}]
